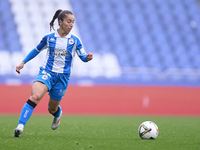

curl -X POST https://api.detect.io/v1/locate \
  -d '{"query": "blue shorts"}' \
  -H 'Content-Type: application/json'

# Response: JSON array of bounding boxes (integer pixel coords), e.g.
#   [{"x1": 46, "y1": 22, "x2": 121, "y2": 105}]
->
[{"x1": 34, "y1": 67, "x2": 70, "y2": 101}]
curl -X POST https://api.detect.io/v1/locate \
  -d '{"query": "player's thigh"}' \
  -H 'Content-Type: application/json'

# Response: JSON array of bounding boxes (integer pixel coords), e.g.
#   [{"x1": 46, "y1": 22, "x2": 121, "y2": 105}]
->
[
  {"x1": 49, "y1": 74, "x2": 69, "y2": 101},
  {"x1": 30, "y1": 81, "x2": 48, "y2": 104}
]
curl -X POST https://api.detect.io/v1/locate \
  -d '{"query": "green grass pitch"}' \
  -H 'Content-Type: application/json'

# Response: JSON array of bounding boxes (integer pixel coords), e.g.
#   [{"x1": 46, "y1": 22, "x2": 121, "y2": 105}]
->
[{"x1": 0, "y1": 115, "x2": 199, "y2": 150}]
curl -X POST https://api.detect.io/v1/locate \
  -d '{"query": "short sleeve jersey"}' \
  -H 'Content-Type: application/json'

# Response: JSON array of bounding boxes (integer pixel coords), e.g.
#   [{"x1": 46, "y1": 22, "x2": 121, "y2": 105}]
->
[{"x1": 36, "y1": 30, "x2": 87, "y2": 74}]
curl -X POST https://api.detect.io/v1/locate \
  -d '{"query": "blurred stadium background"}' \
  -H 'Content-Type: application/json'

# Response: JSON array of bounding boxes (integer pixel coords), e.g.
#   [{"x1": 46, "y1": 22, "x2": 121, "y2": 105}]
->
[{"x1": 0, "y1": 0, "x2": 200, "y2": 115}]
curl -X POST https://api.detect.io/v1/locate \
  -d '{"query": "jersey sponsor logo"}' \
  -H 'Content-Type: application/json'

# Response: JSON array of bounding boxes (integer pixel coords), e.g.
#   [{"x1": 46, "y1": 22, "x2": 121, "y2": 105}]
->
[
  {"x1": 54, "y1": 48, "x2": 68, "y2": 52},
  {"x1": 51, "y1": 48, "x2": 70, "y2": 57},
  {"x1": 69, "y1": 38, "x2": 74, "y2": 44},
  {"x1": 51, "y1": 52, "x2": 70, "y2": 57}
]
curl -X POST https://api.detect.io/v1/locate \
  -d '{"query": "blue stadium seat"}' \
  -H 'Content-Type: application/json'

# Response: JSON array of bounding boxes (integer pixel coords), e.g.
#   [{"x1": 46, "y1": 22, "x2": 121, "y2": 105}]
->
[
  {"x1": 1, "y1": 0, "x2": 200, "y2": 84},
  {"x1": 69, "y1": 0, "x2": 200, "y2": 82},
  {"x1": 0, "y1": 0, "x2": 21, "y2": 52}
]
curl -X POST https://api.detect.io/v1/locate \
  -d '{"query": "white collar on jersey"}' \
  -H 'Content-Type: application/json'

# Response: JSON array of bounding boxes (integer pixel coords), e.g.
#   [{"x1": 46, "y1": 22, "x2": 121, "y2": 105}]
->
[{"x1": 55, "y1": 29, "x2": 72, "y2": 38}]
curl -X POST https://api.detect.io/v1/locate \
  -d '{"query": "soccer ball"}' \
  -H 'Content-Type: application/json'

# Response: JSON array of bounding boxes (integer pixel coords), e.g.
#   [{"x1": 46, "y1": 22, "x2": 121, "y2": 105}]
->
[{"x1": 138, "y1": 121, "x2": 159, "y2": 139}]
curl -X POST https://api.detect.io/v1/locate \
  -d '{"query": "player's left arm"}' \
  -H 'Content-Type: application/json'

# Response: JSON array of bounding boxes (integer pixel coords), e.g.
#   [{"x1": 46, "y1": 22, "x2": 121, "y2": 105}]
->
[
  {"x1": 86, "y1": 52, "x2": 93, "y2": 61},
  {"x1": 77, "y1": 49, "x2": 93, "y2": 62},
  {"x1": 76, "y1": 38, "x2": 93, "y2": 62}
]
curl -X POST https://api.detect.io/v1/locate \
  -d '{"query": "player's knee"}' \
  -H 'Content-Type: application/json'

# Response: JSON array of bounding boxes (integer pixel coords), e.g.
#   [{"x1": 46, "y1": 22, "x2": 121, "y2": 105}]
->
[
  {"x1": 48, "y1": 106, "x2": 57, "y2": 114},
  {"x1": 30, "y1": 94, "x2": 41, "y2": 104}
]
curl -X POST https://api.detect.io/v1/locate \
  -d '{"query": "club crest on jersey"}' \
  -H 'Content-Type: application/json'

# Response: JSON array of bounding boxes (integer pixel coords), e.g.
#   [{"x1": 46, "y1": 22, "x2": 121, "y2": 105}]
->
[{"x1": 69, "y1": 38, "x2": 74, "y2": 44}]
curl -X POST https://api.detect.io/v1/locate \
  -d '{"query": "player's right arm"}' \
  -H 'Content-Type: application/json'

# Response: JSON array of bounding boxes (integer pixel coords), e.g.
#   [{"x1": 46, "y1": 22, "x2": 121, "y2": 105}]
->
[
  {"x1": 16, "y1": 35, "x2": 48, "y2": 74},
  {"x1": 16, "y1": 61, "x2": 25, "y2": 74}
]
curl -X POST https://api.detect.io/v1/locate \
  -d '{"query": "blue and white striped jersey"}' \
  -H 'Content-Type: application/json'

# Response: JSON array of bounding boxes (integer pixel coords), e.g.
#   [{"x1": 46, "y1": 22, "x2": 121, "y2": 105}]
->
[{"x1": 36, "y1": 30, "x2": 87, "y2": 74}]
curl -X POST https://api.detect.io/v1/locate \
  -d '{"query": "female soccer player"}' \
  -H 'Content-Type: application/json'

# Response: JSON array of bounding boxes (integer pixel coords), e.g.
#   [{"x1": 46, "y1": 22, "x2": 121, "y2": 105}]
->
[{"x1": 14, "y1": 9, "x2": 93, "y2": 137}]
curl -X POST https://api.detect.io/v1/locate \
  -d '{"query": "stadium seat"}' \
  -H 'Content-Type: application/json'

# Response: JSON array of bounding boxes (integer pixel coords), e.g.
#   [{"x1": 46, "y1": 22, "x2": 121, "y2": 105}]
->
[{"x1": 0, "y1": 0, "x2": 200, "y2": 85}]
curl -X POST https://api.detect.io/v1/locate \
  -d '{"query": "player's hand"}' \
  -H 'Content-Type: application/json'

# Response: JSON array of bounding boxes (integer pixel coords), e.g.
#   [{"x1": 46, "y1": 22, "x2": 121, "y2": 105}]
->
[
  {"x1": 16, "y1": 61, "x2": 25, "y2": 74},
  {"x1": 86, "y1": 52, "x2": 93, "y2": 61}
]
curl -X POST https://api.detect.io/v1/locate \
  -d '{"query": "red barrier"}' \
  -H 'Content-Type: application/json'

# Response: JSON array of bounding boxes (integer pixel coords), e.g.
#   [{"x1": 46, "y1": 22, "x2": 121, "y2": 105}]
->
[{"x1": 0, "y1": 85, "x2": 199, "y2": 116}]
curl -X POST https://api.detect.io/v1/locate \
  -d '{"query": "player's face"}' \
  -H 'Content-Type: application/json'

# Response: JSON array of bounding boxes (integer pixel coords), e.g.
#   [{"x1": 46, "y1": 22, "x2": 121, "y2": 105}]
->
[{"x1": 59, "y1": 14, "x2": 75, "y2": 34}]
